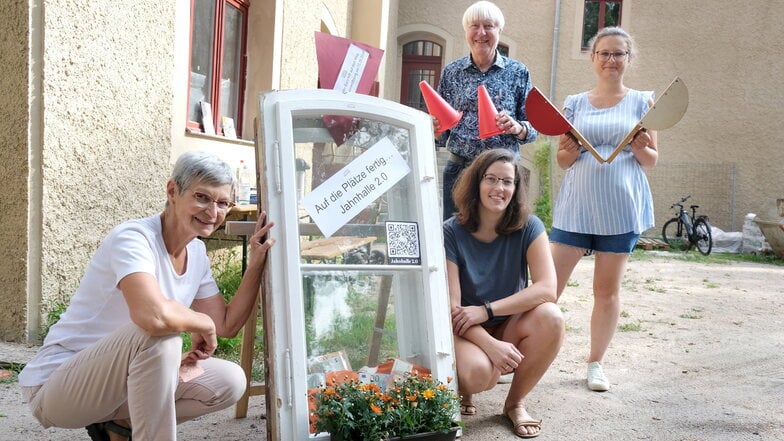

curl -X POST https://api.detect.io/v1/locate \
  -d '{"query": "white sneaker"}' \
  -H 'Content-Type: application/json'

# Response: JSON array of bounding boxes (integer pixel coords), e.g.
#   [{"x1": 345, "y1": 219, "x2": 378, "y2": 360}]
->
[{"x1": 587, "y1": 361, "x2": 610, "y2": 391}]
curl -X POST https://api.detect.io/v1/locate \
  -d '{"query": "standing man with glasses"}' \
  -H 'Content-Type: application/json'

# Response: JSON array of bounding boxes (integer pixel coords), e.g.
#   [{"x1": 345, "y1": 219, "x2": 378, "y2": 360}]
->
[
  {"x1": 444, "y1": 148, "x2": 563, "y2": 438},
  {"x1": 435, "y1": 1, "x2": 538, "y2": 220},
  {"x1": 19, "y1": 151, "x2": 275, "y2": 441},
  {"x1": 549, "y1": 26, "x2": 658, "y2": 393}
]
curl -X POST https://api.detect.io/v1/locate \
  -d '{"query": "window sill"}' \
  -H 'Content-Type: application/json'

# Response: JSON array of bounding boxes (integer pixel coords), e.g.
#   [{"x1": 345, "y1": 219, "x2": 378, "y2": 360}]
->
[{"x1": 185, "y1": 128, "x2": 255, "y2": 147}]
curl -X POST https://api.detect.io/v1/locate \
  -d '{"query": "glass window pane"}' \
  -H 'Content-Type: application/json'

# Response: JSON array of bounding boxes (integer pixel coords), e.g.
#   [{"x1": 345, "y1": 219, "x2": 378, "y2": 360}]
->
[
  {"x1": 220, "y1": 3, "x2": 244, "y2": 125},
  {"x1": 604, "y1": 1, "x2": 621, "y2": 27},
  {"x1": 304, "y1": 271, "x2": 419, "y2": 372},
  {"x1": 293, "y1": 114, "x2": 419, "y2": 269},
  {"x1": 405, "y1": 69, "x2": 435, "y2": 110},
  {"x1": 423, "y1": 41, "x2": 433, "y2": 56},
  {"x1": 582, "y1": 1, "x2": 599, "y2": 49},
  {"x1": 189, "y1": 0, "x2": 216, "y2": 123},
  {"x1": 290, "y1": 114, "x2": 438, "y2": 414},
  {"x1": 402, "y1": 40, "x2": 442, "y2": 57}
]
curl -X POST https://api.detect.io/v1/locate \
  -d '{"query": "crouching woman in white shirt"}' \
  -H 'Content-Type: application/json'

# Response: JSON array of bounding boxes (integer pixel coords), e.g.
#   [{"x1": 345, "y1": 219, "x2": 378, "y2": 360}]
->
[{"x1": 19, "y1": 151, "x2": 275, "y2": 441}]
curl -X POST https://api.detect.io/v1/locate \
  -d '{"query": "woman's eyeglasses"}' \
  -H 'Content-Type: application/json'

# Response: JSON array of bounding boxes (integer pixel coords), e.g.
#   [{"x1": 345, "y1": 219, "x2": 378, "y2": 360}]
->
[
  {"x1": 482, "y1": 174, "x2": 516, "y2": 189},
  {"x1": 192, "y1": 191, "x2": 236, "y2": 212},
  {"x1": 594, "y1": 51, "x2": 628, "y2": 62}
]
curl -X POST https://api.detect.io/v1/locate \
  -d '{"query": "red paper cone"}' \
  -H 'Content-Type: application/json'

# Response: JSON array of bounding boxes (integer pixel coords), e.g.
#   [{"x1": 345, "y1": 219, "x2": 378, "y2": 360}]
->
[
  {"x1": 419, "y1": 81, "x2": 462, "y2": 134},
  {"x1": 477, "y1": 85, "x2": 504, "y2": 139}
]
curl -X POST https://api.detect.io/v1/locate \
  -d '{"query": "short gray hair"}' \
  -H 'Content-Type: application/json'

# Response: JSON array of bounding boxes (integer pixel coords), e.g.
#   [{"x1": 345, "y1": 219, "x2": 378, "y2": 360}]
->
[
  {"x1": 171, "y1": 150, "x2": 235, "y2": 194},
  {"x1": 462, "y1": 1, "x2": 505, "y2": 32}
]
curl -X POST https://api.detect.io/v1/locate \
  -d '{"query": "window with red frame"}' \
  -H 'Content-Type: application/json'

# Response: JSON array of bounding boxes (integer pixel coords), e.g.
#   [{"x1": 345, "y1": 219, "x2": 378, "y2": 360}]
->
[
  {"x1": 187, "y1": 0, "x2": 249, "y2": 137},
  {"x1": 400, "y1": 40, "x2": 443, "y2": 112},
  {"x1": 581, "y1": 0, "x2": 622, "y2": 50}
]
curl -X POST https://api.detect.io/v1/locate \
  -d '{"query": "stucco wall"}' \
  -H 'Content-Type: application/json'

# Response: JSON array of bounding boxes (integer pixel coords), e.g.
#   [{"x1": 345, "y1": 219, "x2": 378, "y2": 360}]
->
[
  {"x1": 396, "y1": 0, "x2": 784, "y2": 232},
  {"x1": 0, "y1": 1, "x2": 30, "y2": 340},
  {"x1": 551, "y1": 0, "x2": 784, "y2": 231},
  {"x1": 7, "y1": 0, "x2": 782, "y2": 342},
  {"x1": 30, "y1": 0, "x2": 176, "y2": 339},
  {"x1": 278, "y1": 0, "x2": 350, "y2": 90},
  {"x1": 394, "y1": 0, "x2": 553, "y2": 207}
]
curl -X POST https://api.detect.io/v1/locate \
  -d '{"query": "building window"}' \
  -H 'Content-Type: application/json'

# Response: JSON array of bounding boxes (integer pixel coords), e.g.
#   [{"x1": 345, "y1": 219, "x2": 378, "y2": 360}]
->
[
  {"x1": 187, "y1": 0, "x2": 249, "y2": 137},
  {"x1": 581, "y1": 0, "x2": 622, "y2": 50},
  {"x1": 400, "y1": 40, "x2": 443, "y2": 112}
]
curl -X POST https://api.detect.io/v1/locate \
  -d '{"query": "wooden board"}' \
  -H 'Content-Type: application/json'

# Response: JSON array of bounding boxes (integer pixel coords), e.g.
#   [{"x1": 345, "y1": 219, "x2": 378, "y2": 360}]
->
[{"x1": 636, "y1": 237, "x2": 670, "y2": 251}]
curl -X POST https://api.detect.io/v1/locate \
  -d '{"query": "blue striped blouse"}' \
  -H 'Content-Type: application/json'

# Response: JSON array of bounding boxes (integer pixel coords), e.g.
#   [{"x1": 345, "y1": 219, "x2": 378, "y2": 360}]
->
[{"x1": 552, "y1": 89, "x2": 655, "y2": 235}]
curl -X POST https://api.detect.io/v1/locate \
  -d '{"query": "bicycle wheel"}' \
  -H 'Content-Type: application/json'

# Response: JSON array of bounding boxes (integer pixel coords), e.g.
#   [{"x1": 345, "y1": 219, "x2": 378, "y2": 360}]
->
[
  {"x1": 662, "y1": 218, "x2": 687, "y2": 251},
  {"x1": 692, "y1": 218, "x2": 713, "y2": 255}
]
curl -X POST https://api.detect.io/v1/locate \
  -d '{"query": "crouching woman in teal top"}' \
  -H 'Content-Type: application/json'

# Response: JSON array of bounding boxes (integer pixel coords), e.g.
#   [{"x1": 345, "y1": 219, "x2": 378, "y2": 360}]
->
[{"x1": 444, "y1": 148, "x2": 564, "y2": 438}]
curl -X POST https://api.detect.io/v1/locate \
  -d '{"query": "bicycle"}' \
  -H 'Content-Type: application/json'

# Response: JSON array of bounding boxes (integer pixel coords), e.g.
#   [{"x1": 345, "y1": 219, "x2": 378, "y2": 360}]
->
[{"x1": 661, "y1": 195, "x2": 713, "y2": 255}]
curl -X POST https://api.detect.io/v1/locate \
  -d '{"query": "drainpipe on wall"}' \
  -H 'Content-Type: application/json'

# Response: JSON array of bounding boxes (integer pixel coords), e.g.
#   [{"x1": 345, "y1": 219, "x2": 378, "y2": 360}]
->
[
  {"x1": 548, "y1": 0, "x2": 562, "y2": 209},
  {"x1": 27, "y1": 0, "x2": 45, "y2": 343},
  {"x1": 548, "y1": 0, "x2": 561, "y2": 102}
]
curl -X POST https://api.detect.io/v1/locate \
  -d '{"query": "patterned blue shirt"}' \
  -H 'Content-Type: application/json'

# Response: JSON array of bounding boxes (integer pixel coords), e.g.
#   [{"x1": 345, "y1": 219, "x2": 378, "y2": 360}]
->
[{"x1": 437, "y1": 53, "x2": 538, "y2": 160}]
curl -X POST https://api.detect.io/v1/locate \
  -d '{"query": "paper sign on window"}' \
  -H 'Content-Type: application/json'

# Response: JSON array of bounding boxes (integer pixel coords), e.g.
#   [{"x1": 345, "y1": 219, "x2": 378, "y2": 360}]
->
[
  {"x1": 333, "y1": 44, "x2": 369, "y2": 94},
  {"x1": 300, "y1": 137, "x2": 411, "y2": 238}
]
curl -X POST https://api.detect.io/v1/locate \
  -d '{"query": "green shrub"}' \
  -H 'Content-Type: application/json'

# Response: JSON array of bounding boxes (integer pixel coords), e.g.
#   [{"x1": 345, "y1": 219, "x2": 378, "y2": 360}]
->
[
  {"x1": 184, "y1": 250, "x2": 247, "y2": 361},
  {"x1": 532, "y1": 141, "x2": 552, "y2": 230},
  {"x1": 40, "y1": 300, "x2": 69, "y2": 341}
]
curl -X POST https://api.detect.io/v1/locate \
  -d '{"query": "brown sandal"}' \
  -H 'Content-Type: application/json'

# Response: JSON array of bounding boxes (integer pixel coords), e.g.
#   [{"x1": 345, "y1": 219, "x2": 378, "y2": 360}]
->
[
  {"x1": 460, "y1": 402, "x2": 477, "y2": 416},
  {"x1": 504, "y1": 404, "x2": 542, "y2": 438}
]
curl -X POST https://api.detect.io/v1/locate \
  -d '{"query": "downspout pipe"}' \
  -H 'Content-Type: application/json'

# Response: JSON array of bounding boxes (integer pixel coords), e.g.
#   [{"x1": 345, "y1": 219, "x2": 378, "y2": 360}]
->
[
  {"x1": 549, "y1": 0, "x2": 562, "y2": 101},
  {"x1": 548, "y1": 0, "x2": 562, "y2": 211}
]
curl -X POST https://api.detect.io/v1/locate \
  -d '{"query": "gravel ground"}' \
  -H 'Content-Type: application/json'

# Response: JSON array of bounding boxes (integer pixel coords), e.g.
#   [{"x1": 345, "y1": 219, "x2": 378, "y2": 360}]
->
[{"x1": 2, "y1": 252, "x2": 783, "y2": 440}]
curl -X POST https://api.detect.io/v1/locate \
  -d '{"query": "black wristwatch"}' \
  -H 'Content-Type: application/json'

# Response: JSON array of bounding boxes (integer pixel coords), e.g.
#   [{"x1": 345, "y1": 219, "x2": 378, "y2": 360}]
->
[{"x1": 484, "y1": 301, "x2": 494, "y2": 320}]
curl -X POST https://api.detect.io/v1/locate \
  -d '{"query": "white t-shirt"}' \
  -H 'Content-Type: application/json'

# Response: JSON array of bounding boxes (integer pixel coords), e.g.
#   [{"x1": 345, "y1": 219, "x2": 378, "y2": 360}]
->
[{"x1": 19, "y1": 215, "x2": 219, "y2": 387}]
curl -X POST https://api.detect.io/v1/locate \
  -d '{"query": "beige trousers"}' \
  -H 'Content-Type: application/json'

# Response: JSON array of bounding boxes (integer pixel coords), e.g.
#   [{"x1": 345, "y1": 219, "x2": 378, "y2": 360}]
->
[{"x1": 23, "y1": 323, "x2": 246, "y2": 441}]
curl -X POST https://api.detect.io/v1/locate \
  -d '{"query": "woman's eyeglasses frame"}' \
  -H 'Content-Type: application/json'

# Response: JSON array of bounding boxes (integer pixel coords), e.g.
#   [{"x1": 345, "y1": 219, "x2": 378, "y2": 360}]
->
[
  {"x1": 594, "y1": 50, "x2": 629, "y2": 62},
  {"x1": 481, "y1": 174, "x2": 516, "y2": 189},
  {"x1": 191, "y1": 191, "x2": 236, "y2": 213}
]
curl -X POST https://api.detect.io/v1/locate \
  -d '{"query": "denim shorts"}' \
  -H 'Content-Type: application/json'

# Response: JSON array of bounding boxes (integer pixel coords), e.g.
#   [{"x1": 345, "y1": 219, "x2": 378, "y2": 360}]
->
[{"x1": 549, "y1": 228, "x2": 640, "y2": 254}]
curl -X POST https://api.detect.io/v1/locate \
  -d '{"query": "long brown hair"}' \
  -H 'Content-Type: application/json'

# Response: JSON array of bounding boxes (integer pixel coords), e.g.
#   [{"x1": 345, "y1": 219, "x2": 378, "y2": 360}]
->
[{"x1": 452, "y1": 148, "x2": 529, "y2": 234}]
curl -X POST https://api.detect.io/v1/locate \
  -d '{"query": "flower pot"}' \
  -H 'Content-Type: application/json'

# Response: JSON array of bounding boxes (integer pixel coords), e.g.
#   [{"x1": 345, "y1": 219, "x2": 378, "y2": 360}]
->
[{"x1": 389, "y1": 426, "x2": 460, "y2": 441}]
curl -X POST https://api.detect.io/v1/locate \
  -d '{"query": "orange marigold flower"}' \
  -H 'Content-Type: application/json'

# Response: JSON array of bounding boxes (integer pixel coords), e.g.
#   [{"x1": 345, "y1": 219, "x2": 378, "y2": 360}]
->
[
  {"x1": 406, "y1": 395, "x2": 417, "y2": 402},
  {"x1": 436, "y1": 385, "x2": 449, "y2": 391},
  {"x1": 370, "y1": 404, "x2": 382, "y2": 414},
  {"x1": 359, "y1": 383, "x2": 380, "y2": 392}
]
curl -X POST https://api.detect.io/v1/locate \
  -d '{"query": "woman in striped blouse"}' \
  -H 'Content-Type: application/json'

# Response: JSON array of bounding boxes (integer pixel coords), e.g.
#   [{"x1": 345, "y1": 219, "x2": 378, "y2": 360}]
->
[{"x1": 549, "y1": 27, "x2": 657, "y2": 392}]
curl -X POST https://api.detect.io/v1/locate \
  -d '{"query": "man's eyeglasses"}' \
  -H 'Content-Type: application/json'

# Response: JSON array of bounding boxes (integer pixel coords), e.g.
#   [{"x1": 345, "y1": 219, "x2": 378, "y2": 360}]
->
[
  {"x1": 482, "y1": 174, "x2": 516, "y2": 189},
  {"x1": 192, "y1": 191, "x2": 235, "y2": 212},
  {"x1": 594, "y1": 51, "x2": 628, "y2": 62}
]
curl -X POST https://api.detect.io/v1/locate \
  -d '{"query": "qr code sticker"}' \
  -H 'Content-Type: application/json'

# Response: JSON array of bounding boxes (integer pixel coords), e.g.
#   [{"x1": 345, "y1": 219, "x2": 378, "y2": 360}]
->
[{"x1": 385, "y1": 221, "x2": 421, "y2": 265}]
